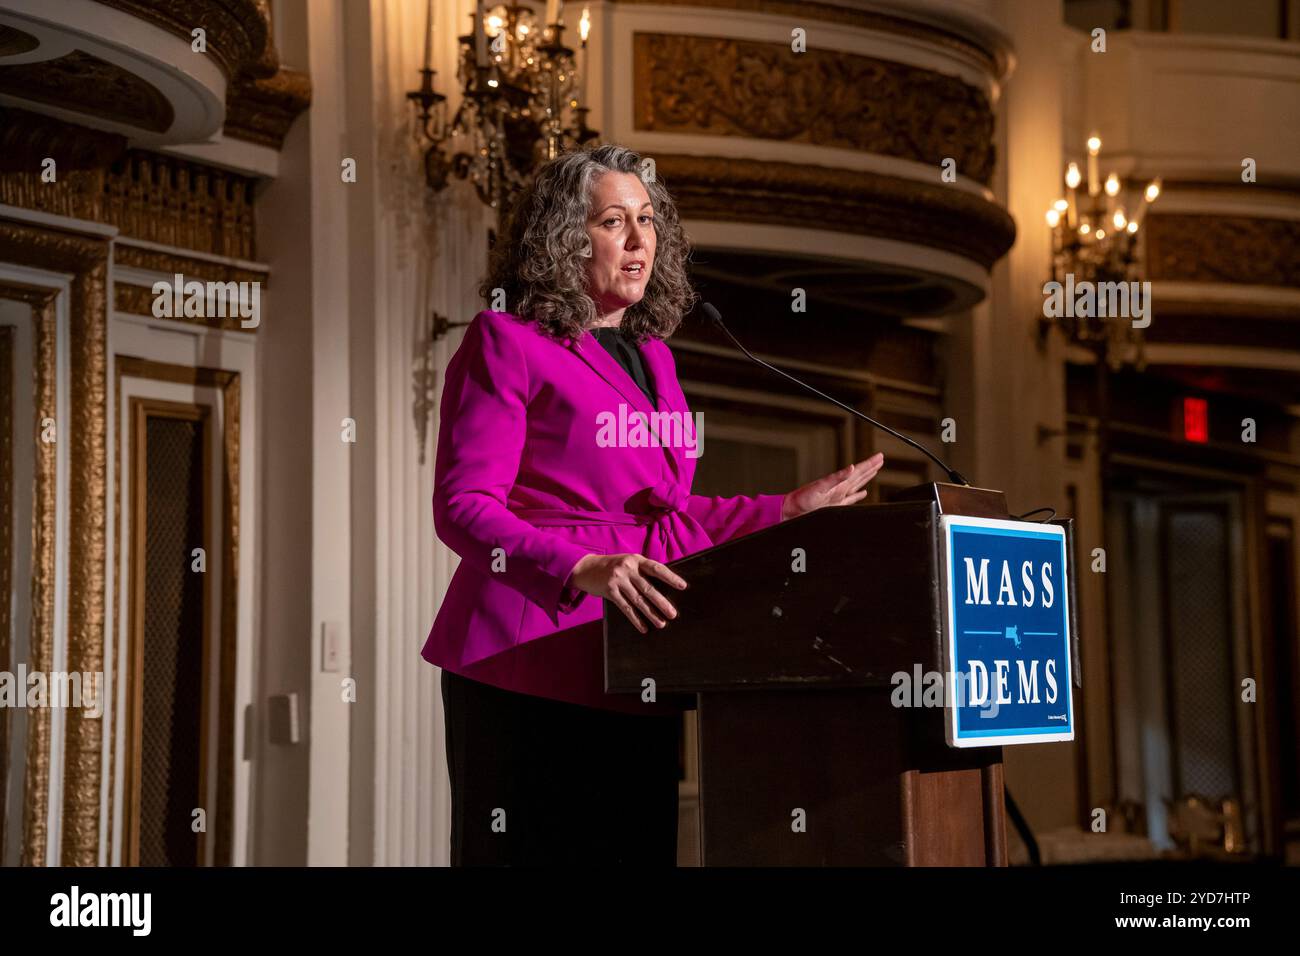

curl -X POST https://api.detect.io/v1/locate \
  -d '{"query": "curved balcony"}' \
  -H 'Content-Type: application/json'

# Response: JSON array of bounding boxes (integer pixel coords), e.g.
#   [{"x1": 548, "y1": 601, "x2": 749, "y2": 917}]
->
[
  {"x1": 597, "y1": 0, "x2": 1018, "y2": 317},
  {"x1": 0, "y1": 0, "x2": 306, "y2": 152}
]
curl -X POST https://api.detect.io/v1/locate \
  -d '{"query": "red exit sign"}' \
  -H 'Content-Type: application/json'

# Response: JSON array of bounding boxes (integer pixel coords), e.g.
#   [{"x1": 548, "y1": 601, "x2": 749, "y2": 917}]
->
[{"x1": 1182, "y1": 396, "x2": 1209, "y2": 443}]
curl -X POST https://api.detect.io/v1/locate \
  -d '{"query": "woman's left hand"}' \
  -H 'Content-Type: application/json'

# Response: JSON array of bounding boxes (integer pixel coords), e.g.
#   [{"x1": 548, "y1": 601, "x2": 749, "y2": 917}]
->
[{"x1": 780, "y1": 452, "x2": 884, "y2": 521}]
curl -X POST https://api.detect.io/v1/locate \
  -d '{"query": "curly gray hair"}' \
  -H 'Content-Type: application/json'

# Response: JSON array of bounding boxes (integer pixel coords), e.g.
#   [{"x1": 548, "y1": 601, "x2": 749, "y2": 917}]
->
[{"x1": 477, "y1": 143, "x2": 698, "y2": 344}]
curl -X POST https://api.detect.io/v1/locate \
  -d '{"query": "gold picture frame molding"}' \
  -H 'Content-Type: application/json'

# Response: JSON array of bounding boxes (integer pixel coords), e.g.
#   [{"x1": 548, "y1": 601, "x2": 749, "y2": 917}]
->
[
  {"x1": 0, "y1": 216, "x2": 109, "y2": 867},
  {"x1": 114, "y1": 357, "x2": 241, "y2": 868}
]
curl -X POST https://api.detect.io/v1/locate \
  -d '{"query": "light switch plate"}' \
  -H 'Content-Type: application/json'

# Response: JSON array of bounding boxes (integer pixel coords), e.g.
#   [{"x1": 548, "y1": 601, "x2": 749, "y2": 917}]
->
[{"x1": 321, "y1": 620, "x2": 341, "y2": 673}]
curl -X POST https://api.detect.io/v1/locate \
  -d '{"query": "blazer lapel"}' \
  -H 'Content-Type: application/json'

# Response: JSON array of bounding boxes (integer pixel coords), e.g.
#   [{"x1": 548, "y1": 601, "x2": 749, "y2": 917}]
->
[
  {"x1": 571, "y1": 331, "x2": 684, "y2": 475},
  {"x1": 571, "y1": 330, "x2": 658, "y2": 421},
  {"x1": 641, "y1": 338, "x2": 689, "y2": 478}
]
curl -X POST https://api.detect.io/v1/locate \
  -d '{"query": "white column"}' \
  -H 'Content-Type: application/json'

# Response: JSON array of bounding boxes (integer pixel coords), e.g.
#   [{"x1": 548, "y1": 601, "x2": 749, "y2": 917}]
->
[{"x1": 306, "y1": 0, "x2": 353, "y2": 866}]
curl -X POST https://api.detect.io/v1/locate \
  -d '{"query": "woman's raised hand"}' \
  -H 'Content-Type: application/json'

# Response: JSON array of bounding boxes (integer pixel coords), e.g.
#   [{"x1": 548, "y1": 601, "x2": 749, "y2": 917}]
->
[
  {"x1": 567, "y1": 553, "x2": 687, "y2": 634},
  {"x1": 781, "y1": 452, "x2": 885, "y2": 521}
]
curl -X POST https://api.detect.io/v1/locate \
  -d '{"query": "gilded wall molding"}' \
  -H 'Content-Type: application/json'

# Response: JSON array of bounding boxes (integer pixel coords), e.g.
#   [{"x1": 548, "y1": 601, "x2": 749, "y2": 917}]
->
[
  {"x1": 1141, "y1": 310, "x2": 1300, "y2": 349},
  {"x1": 103, "y1": 153, "x2": 257, "y2": 260},
  {"x1": 611, "y1": 0, "x2": 1005, "y2": 76},
  {"x1": 0, "y1": 133, "x2": 259, "y2": 260},
  {"x1": 224, "y1": 66, "x2": 312, "y2": 150},
  {"x1": 651, "y1": 153, "x2": 1015, "y2": 270},
  {"x1": 1146, "y1": 214, "x2": 1300, "y2": 288},
  {"x1": 113, "y1": 244, "x2": 267, "y2": 334},
  {"x1": 632, "y1": 32, "x2": 996, "y2": 185},
  {"x1": 114, "y1": 285, "x2": 266, "y2": 335},
  {"x1": 114, "y1": 357, "x2": 240, "y2": 866},
  {"x1": 113, "y1": 281, "x2": 261, "y2": 333},
  {"x1": 0, "y1": 283, "x2": 59, "y2": 867},
  {"x1": 0, "y1": 219, "x2": 108, "y2": 867},
  {"x1": 113, "y1": 245, "x2": 267, "y2": 284}
]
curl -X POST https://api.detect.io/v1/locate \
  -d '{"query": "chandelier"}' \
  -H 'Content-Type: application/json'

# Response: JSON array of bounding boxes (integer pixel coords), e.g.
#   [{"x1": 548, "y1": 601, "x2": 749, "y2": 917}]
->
[
  {"x1": 1041, "y1": 134, "x2": 1161, "y2": 370},
  {"x1": 406, "y1": 1, "x2": 599, "y2": 212}
]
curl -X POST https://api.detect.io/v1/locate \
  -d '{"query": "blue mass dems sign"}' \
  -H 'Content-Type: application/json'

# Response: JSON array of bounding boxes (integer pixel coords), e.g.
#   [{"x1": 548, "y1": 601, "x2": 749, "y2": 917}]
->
[{"x1": 938, "y1": 515, "x2": 1074, "y2": 748}]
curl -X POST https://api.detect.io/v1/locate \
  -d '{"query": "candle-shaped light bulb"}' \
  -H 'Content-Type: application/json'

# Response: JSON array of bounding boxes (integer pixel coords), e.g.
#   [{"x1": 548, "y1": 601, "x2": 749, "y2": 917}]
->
[
  {"x1": 1126, "y1": 220, "x2": 1139, "y2": 234},
  {"x1": 422, "y1": 0, "x2": 434, "y2": 70},
  {"x1": 578, "y1": 6, "x2": 591, "y2": 104},
  {"x1": 1105, "y1": 173, "x2": 1120, "y2": 197},
  {"x1": 1132, "y1": 177, "x2": 1160, "y2": 229},
  {"x1": 1086, "y1": 136, "x2": 1101, "y2": 196},
  {"x1": 1065, "y1": 163, "x2": 1080, "y2": 227},
  {"x1": 1113, "y1": 209, "x2": 1127, "y2": 230},
  {"x1": 1046, "y1": 209, "x2": 1061, "y2": 228},
  {"x1": 1080, "y1": 223, "x2": 1091, "y2": 235},
  {"x1": 1053, "y1": 199, "x2": 1068, "y2": 213}
]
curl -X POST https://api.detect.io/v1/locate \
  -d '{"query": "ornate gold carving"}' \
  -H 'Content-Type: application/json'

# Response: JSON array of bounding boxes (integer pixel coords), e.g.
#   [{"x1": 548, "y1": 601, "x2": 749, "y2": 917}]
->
[
  {"x1": 0, "y1": 218, "x2": 109, "y2": 867},
  {"x1": 0, "y1": 24, "x2": 41, "y2": 57},
  {"x1": 113, "y1": 245, "x2": 267, "y2": 333},
  {"x1": 1145, "y1": 214, "x2": 1300, "y2": 287},
  {"x1": 113, "y1": 244, "x2": 266, "y2": 285},
  {"x1": 224, "y1": 66, "x2": 312, "y2": 149},
  {"x1": 25, "y1": 291, "x2": 57, "y2": 868},
  {"x1": 104, "y1": 153, "x2": 257, "y2": 260},
  {"x1": 0, "y1": 283, "x2": 58, "y2": 867},
  {"x1": 0, "y1": 50, "x2": 173, "y2": 134},
  {"x1": 632, "y1": 33, "x2": 996, "y2": 185},
  {"x1": 114, "y1": 358, "x2": 240, "y2": 867},
  {"x1": 65, "y1": 265, "x2": 109, "y2": 867},
  {"x1": 0, "y1": 134, "x2": 259, "y2": 259},
  {"x1": 611, "y1": 0, "x2": 1004, "y2": 76},
  {"x1": 113, "y1": 283, "x2": 261, "y2": 334},
  {"x1": 89, "y1": 0, "x2": 274, "y2": 81},
  {"x1": 649, "y1": 153, "x2": 1015, "y2": 269}
]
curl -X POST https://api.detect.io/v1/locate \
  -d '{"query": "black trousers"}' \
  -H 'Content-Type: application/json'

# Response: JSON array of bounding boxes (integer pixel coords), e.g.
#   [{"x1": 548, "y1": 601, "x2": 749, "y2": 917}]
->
[{"x1": 441, "y1": 668, "x2": 681, "y2": 866}]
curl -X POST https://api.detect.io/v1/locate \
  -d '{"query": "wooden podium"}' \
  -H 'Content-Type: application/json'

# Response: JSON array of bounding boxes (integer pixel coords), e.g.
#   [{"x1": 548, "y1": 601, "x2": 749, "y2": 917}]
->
[{"x1": 604, "y1": 483, "x2": 1035, "y2": 866}]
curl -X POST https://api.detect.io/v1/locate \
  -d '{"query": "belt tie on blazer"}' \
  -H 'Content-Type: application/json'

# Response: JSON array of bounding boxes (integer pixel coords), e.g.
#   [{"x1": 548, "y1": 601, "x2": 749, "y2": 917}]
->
[{"x1": 512, "y1": 479, "x2": 689, "y2": 529}]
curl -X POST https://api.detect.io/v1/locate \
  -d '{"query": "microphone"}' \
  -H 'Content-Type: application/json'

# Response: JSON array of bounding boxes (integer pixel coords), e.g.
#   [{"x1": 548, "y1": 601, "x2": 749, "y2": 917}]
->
[{"x1": 701, "y1": 302, "x2": 971, "y2": 487}]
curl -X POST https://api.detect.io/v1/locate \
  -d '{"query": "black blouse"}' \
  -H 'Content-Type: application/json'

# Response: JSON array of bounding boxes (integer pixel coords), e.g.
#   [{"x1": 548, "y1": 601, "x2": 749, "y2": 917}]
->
[{"x1": 590, "y1": 326, "x2": 657, "y2": 405}]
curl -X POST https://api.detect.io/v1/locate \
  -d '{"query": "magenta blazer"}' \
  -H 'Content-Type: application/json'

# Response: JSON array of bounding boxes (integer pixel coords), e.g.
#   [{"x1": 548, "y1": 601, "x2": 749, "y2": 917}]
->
[{"x1": 421, "y1": 309, "x2": 786, "y2": 714}]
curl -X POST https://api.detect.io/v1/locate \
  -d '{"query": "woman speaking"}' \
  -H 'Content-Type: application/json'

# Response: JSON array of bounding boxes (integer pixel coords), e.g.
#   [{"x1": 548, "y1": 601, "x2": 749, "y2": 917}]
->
[{"x1": 423, "y1": 143, "x2": 884, "y2": 866}]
